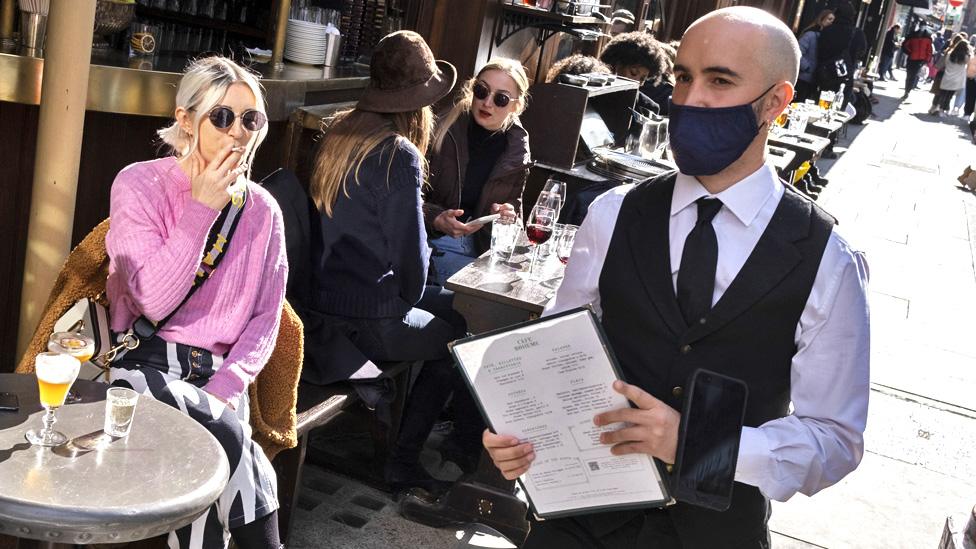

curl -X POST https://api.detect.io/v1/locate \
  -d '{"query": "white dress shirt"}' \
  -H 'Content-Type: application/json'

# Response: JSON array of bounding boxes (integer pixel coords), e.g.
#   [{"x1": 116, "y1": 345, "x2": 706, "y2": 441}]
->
[{"x1": 545, "y1": 163, "x2": 871, "y2": 502}]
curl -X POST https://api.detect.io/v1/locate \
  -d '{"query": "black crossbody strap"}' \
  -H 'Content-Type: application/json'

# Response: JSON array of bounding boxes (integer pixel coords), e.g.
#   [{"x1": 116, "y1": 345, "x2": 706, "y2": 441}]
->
[{"x1": 132, "y1": 189, "x2": 248, "y2": 340}]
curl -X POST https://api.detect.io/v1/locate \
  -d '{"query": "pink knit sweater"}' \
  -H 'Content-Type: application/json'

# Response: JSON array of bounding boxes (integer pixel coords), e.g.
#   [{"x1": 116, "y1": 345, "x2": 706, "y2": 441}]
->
[{"x1": 105, "y1": 156, "x2": 288, "y2": 408}]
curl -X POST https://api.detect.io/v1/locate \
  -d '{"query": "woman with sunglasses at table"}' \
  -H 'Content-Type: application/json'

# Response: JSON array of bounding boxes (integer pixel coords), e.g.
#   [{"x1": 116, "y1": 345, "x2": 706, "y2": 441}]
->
[
  {"x1": 104, "y1": 56, "x2": 286, "y2": 549},
  {"x1": 425, "y1": 58, "x2": 532, "y2": 284}
]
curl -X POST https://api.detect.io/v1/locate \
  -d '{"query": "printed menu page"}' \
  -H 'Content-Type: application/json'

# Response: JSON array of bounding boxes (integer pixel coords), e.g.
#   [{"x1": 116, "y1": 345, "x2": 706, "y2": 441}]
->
[{"x1": 451, "y1": 308, "x2": 671, "y2": 518}]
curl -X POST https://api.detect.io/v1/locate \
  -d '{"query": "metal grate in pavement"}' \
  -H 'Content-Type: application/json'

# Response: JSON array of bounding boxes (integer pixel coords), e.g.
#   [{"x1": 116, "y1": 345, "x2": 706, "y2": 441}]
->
[
  {"x1": 878, "y1": 154, "x2": 940, "y2": 174},
  {"x1": 331, "y1": 511, "x2": 369, "y2": 529}
]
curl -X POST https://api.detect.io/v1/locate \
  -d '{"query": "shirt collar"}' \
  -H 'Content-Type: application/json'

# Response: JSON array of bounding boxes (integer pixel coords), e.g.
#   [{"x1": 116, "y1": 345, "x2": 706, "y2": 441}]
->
[{"x1": 671, "y1": 163, "x2": 781, "y2": 227}]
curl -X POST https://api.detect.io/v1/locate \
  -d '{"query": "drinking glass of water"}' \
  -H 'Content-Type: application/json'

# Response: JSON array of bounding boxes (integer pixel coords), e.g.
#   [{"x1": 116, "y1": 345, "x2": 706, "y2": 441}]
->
[{"x1": 104, "y1": 387, "x2": 139, "y2": 438}]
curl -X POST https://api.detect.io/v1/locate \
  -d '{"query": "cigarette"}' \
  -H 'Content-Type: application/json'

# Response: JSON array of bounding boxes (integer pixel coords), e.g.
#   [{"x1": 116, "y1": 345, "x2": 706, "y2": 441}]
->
[{"x1": 231, "y1": 146, "x2": 246, "y2": 153}]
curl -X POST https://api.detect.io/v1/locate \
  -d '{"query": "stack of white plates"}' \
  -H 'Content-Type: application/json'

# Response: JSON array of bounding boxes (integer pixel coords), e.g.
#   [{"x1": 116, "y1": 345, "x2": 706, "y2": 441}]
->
[{"x1": 285, "y1": 19, "x2": 330, "y2": 65}]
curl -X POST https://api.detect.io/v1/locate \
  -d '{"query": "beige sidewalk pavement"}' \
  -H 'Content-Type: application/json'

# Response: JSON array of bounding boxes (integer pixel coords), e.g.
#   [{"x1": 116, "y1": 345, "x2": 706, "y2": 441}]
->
[{"x1": 769, "y1": 73, "x2": 976, "y2": 549}]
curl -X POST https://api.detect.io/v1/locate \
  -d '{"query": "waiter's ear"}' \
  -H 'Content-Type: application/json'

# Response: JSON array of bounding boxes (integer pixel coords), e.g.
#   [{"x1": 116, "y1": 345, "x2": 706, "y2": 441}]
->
[{"x1": 761, "y1": 81, "x2": 795, "y2": 125}]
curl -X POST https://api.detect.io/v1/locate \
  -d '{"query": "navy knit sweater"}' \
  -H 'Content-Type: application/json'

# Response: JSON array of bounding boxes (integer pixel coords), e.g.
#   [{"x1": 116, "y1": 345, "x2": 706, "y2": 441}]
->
[{"x1": 312, "y1": 136, "x2": 430, "y2": 319}]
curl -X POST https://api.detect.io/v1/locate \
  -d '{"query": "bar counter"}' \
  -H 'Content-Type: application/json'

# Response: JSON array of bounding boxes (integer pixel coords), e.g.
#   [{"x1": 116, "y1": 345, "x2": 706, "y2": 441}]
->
[{"x1": 0, "y1": 48, "x2": 369, "y2": 120}]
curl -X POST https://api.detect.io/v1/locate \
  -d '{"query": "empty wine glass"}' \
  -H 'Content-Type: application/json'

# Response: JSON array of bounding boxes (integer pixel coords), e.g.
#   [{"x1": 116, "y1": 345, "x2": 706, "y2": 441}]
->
[
  {"x1": 553, "y1": 224, "x2": 579, "y2": 266},
  {"x1": 540, "y1": 178, "x2": 567, "y2": 218},
  {"x1": 525, "y1": 205, "x2": 556, "y2": 280}
]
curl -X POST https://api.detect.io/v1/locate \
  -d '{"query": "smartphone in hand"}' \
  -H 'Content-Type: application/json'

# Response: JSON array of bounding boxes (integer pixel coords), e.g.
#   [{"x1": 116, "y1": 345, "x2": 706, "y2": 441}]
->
[
  {"x1": 463, "y1": 213, "x2": 501, "y2": 229},
  {"x1": 672, "y1": 369, "x2": 748, "y2": 511}
]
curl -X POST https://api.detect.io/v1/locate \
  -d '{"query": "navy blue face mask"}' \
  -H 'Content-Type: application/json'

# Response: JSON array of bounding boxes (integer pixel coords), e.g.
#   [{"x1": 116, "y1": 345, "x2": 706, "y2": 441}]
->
[{"x1": 667, "y1": 84, "x2": 777, "y2": 176}]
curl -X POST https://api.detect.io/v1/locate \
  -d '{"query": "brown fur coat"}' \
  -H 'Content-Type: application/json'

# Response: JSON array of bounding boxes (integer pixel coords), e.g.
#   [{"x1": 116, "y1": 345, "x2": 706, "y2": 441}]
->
[{"x1": 15, "y1": 219, "x2": 302, "y2": 460}]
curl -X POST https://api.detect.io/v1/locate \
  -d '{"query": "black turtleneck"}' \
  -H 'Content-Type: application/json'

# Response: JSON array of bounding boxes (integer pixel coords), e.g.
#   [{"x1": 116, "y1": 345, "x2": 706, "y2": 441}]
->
[{"x1": 460, "y1": 120, "x2": 507, "y2": 220}]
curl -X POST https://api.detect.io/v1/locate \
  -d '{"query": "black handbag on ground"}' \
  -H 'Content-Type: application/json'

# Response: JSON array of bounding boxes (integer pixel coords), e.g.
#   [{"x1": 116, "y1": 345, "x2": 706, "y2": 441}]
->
[{"x1": 398, "y1": 475, "x2": 530, "y2": 546}]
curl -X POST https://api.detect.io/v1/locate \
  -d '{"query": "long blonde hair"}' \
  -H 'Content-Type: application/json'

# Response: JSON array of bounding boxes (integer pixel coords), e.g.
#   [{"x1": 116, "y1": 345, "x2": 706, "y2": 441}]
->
[
  {"x1": 158, "y1": 56, "x2": 268, "y2": 180},
  {"x1": 310, "y1": 107, "x2": 434, "y2": 217},
  {"x1": 433, "y1": 58, "x2": 530, "y2": 152}
]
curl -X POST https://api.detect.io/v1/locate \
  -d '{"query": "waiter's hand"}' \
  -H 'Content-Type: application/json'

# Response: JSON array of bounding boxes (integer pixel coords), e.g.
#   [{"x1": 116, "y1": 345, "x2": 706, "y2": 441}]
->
[
  {"x1": 490, "y1": 202, "x2": 518, "y2": 221},
  {"x1": 594, "y1": 380, "x2": 680, "y2": 464},
  {"x1": 434, "y1": 209, "x2": 480, "y2": 237},
  {"x1": 483, "y1": 429, "x2": 535, "y2": 480}
]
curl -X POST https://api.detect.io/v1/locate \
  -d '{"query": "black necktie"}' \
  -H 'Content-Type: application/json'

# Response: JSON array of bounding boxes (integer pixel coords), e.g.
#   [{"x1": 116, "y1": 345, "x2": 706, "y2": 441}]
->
[{"x1": 676, "y1": 198, "x2": 723, "y2": 327}]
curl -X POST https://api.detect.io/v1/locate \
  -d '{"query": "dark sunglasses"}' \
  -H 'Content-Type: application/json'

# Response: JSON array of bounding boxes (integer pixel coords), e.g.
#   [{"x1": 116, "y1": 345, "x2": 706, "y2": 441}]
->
[
  {"x1": 472, "y1": 82, "x2": 513, "y2": 108},
  {"x1": 208, "y1": 106, "x2": 267, "y2": 132}
]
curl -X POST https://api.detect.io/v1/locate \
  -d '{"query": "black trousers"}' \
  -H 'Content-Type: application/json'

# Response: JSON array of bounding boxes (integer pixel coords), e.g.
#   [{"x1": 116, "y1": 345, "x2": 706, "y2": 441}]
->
[
  {"x1": 344, "y1": 286, "x2": 483, "y2": 468},
  {"x1": 965, "y1": 77, "x2": 976, "y2": 116},
  {"x1": 933, "y1": 88, "x2": 955, "y2": 111},
  {"x1": 906, "y1": 60, "x2": 926, "y2": 94},
  {"x1": 522, "y1": 511, "x2": 770, "y2": 549},
  {"x1": 878, "y1": 55, "x2": 895, "y2": 79}
]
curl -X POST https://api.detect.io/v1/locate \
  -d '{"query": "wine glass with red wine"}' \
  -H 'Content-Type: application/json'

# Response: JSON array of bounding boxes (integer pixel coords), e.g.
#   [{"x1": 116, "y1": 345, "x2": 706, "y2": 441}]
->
[{"x1": 526, "y1": 205, "x2": 556, "y2": 279}]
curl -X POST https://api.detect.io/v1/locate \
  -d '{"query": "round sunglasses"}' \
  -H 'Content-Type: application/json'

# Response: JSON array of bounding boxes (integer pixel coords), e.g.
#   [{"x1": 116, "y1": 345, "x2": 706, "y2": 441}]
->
[
  {"x1": 472, "y1": 82, "x2": 513, "y2": 108},
  {"x1": 207, "y1": 106, "x2": 268, "y2": 132}
]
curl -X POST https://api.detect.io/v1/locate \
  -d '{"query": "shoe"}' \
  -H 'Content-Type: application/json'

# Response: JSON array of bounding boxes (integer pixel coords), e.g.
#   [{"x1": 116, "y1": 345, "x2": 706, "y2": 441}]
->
[
  {"x1": 385, "y1": 463, "x2": 452, "y2": 496},
  {"x1": 796, "y1": 180, "x2": 819, "y2": 200},
  {"x1": 811, "y1": 174, "x2": 829, "y2": 187},
  {"x1": 821, "y1": 150, "x2": 838, "y2": 160}
]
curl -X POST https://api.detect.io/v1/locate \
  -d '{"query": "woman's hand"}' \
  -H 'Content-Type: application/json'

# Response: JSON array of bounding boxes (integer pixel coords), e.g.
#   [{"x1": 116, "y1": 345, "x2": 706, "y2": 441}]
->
[
  {"x1": 483, "y1": 429, "x2": 535, "y2": 480},
  {"x1": 490, "y1": 202, "x2": 518, "y2": 221},
  {"x1": 187, "y1": 144, "x2": 247, "y2": 211},
  {"x1": 434, "y1": 208, "x2": 480, "y2": 237},
  {"x1": 204, "y1": 389, "x2": 236, "y2": 411}
]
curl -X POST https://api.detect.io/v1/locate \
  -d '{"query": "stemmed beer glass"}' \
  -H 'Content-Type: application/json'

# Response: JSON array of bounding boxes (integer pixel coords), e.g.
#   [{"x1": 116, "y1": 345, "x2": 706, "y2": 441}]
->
[
  {"x1": 48, "y1": 331, "x2": 94, "y2": 404},
  {"x1": 25, "y1": 352, "x2": 81, "y2": 447}
]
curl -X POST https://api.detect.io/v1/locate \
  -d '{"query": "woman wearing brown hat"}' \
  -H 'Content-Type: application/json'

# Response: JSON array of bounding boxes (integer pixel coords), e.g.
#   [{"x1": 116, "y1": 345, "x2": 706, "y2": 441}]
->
[
  {"x1": 308, "y1": 30, "x2": 479, "y2": 493},
  {"x1": 424, "y1": 58, "x2": 531, "y2": 285}
]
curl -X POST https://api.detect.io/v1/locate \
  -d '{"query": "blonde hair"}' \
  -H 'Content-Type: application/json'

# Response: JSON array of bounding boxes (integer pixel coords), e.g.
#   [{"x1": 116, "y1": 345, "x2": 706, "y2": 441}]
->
[
  {"x1": 310, "y1": 108, "x2": 434, "y2": 217},
  {"x1": 433, "y1": 58, "x2": 530, "y2": 152},
  {"x1": 157, "y1": 56, "x2": 269, "y2": 180}
]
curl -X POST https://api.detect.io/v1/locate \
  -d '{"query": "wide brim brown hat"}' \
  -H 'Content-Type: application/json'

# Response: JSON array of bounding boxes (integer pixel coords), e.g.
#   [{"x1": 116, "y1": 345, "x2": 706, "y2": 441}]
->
[{"x1": 358, "y1": 30, "x2": 457, "y2": 114}]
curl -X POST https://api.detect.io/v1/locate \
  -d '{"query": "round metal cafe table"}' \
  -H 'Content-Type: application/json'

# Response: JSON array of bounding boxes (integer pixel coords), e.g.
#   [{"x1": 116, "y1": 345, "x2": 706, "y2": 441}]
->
[{"x1": 0, "y1": 373, "x2": 229, "y2": 546}]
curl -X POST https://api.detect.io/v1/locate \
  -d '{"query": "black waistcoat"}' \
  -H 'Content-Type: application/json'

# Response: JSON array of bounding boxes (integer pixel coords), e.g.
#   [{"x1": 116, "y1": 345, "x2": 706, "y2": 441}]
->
[{"x1": 588, "y1": 172, "x2": 836, "y2": 547}]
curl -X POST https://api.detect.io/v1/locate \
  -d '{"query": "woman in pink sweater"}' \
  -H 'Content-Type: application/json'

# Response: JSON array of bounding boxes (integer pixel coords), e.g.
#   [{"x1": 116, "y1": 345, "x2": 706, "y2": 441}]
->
[{"x1": 105, "y1": 57, "x2": 287, "y2": 549}]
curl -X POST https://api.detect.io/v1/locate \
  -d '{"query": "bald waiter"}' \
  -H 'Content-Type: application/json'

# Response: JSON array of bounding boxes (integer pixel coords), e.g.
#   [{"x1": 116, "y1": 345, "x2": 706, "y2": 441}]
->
[{"x1": 483, "y1": 7, "x2": 871, "y2": 548}]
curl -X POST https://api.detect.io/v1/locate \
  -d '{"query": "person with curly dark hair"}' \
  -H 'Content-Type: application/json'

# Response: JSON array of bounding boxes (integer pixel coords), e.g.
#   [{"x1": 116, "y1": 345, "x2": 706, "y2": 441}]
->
[
  {"x1": 600, "y1": 31, "x2": 669, "y2": 84},
  {"x1": 645, "y1": 41, "x2": 677, "y2": 115},
  {"x1": 545, "y1": 54, "x2": 611, "y2": 82},
  {"x1": 600, "y1": 31, "x2": 672, "y2": 115}
]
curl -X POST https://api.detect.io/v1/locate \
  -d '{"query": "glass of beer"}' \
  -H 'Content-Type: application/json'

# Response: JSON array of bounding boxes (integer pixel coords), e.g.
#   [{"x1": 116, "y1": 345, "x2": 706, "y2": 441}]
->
[
  {"x1": 25, "y1": 352, "x2": 81, "y2": 447},
  {"x1": 104, "y1": 387, "x2": 139, "y2": 438},
  {"x1": 49, "y1": 332, "x2": 95, "y2": 362},
  {"x1": 48, "y1": 332, "x2": 94, "y2": 404}
]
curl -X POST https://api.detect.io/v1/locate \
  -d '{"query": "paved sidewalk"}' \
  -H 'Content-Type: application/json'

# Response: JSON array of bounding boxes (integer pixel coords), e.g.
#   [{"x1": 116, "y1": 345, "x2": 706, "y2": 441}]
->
[
  {"x1": 288, "y1": 72, "x2": 976, "y2": 548},
  {"x1": 768, "y1": 73, "x2": 976, "y2": 548}
]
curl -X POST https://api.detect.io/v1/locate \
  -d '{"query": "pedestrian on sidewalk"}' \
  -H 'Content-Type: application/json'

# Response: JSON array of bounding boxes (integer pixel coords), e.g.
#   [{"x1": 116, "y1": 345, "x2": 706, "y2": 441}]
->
[
  {"x1": 878, "y1": 24, "x2": 901, "y2": 81},
  {"x1": 930, "y1": 34, "x2": 970, "y2": 116},
  {"x1": 796, "y1": 9, "x2": 835, "y2": 103},
  {"x1": 963, "y1": 37, "x2": 976, "y2": 118},
  {"x1": 483, "y1": 7, "x2": 871, "y2": 548},
  {"x1": 902, "y1": 26, "x2": 934, "y2": 98},
  {"x1": 817, "y1": 2, "x2": 866, "y2": 107}
]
